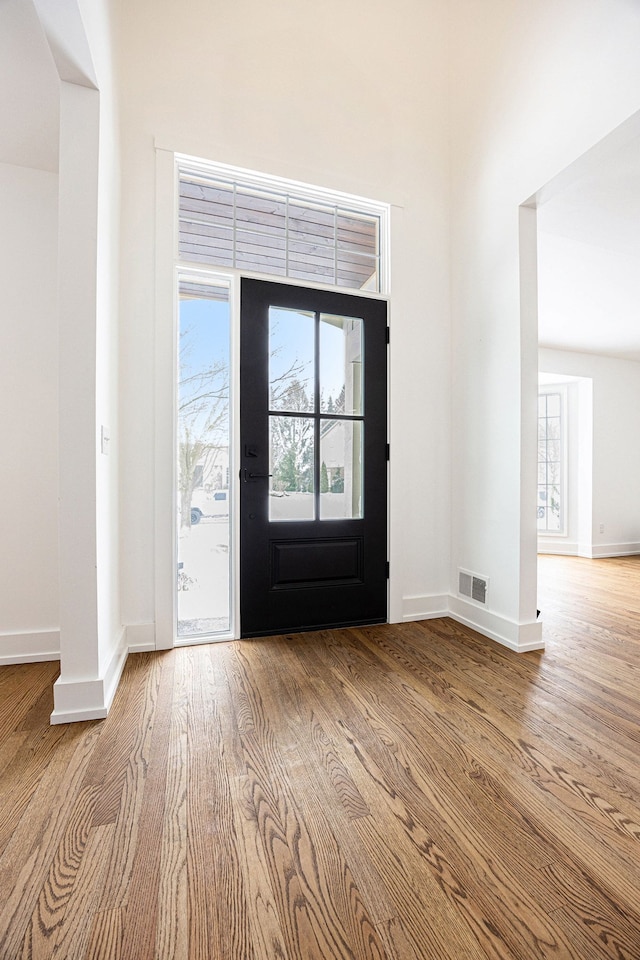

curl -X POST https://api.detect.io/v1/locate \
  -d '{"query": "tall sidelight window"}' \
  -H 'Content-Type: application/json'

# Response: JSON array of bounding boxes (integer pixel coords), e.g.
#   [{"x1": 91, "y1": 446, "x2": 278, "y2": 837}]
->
[
  {"x1": 537, "y1": 390, "x2": 565, "y2": 534},
  {"x1": 176, "y1": 278, "x2": 231, "y2": 638}
]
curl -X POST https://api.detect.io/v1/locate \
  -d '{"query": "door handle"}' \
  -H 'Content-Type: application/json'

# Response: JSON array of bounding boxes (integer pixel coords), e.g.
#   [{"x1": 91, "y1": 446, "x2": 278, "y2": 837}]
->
[{"x1": 243, "y1": 469, "x2": 272, "y2": 482}]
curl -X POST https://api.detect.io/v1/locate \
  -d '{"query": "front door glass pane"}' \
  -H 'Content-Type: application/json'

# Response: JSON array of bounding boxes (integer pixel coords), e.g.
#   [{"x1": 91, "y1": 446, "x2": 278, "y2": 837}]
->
[
  {"x1": 177, "y1": 279, "x2": 230, "y2": 638},
  {"x1": 269, "y1": 307, "x2": 314, "y2": 412},
  {"x1": 320, "y1": 420, "x2": 363, "y2": 520},
  {"x1": 320, "y1": 314, "x2": 363, "y2": 416},
  {"x1": 270, "y1": 415, "x2": 315, "y2": 521}
]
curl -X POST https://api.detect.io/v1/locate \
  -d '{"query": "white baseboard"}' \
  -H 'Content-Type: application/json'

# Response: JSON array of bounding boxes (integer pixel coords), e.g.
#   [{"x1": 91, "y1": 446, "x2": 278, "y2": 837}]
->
[
  {"x1": 539, "y1": 541, "x2": 640, "y2": 560},
  {"x1": 538, "y1": 540, "x2": 579, "y2": 556},
  {"x1": 50, "y1": 676, "x2": 110, "y2": 724},
  {"x1": 587, "y1": 542, "x2": 640, "y2": 559},
  {"x1": 402, "y1": 594, "x2": 449, "y2": 622},
  {"x1": 447, "y1": 595, "x2": 544, "y2": 652},
  {"x1": 0, "y1": 629, "x2": 60, "y2": 665},
  {"x1": 103, "y1": 629, "x2": 129, "y2": 712},
  {"x1": 50, "y1": 628, "x2": 128, "y2": 724},
  {"x1": 126, "y1": 622, "x2": 156, "y2": 652},
  {"x1": 400, "y1": 594, "x2": 543, "y2": 652}
]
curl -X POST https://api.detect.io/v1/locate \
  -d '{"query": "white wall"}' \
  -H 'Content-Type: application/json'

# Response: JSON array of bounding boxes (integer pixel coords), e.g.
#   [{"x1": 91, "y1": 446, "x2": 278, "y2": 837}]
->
[
  {"x1": 116, "y1": 0, "x2": 453, "y2": 641},
  {"x1": 0, "y1": 0, "x2": 59, "y2": 173},
  {"x1": 0, "y1": 0, "x2": 61, "y2": 664},
  {"x1": 449, "y1": 0, "x2": 640, "y2": 647},
  {"x1": 0, "y1": 162, "x2": 60, "y2": 663},
  {"x1": 539, "y1": 349, "x2": 640, "y2": 558}
]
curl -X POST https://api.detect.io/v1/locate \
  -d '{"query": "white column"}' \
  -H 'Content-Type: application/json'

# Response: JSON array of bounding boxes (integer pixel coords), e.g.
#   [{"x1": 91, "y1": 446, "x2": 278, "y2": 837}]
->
[
  {"x1": 51, "y1": 80, "x2": 103, "y2": 721},
  {"x1": 518, "y1": 203, "x2": 543, "y2": 646}
]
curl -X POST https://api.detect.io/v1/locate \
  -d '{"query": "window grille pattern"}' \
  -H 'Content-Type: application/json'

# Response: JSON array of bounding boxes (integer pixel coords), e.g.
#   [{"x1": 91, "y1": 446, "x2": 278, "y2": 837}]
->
[
  {"x1": 537, "y1": 392, "x2": 563, "y2": 533},
  {"x1": 178, "y1": 169, "x2": 381, "y2": 292}
]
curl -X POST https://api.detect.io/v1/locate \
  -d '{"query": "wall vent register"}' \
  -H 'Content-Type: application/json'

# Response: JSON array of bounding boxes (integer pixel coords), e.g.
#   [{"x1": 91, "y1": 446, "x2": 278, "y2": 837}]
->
[{"x1": 459, "y1": 569, "x2": 488, "y2": 605}]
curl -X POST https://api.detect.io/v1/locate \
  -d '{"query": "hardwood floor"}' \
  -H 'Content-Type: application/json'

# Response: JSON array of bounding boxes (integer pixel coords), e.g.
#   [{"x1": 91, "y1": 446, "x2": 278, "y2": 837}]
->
[{"x1": 2, "y1": 554, "x2": 640, "y2": 958}]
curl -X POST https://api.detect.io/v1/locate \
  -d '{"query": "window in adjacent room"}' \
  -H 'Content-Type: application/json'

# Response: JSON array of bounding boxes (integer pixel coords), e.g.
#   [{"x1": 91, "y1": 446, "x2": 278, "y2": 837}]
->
[{"x1": 537, "y1": 390, "x2": 565, "y2": 534}]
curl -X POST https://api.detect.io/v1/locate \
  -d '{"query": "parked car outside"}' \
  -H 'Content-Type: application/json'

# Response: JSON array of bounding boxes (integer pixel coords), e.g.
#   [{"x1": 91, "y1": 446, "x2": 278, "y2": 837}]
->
[{"x1": 189, "y1": 489, "x2": 228, "y2": 524}]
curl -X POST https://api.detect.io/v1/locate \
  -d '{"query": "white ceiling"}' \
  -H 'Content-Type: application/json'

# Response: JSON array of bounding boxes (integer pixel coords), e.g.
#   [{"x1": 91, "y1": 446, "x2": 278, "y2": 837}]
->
[
  {"x1": 537, "y1": 131, "x2": 640, "y2": 362},
  {"x1": 0, "y1": 0, "x2": 59, "y2": 172}
]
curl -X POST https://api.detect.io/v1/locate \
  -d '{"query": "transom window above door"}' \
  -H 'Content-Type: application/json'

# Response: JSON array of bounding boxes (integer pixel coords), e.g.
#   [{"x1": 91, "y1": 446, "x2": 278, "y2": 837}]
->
[{"x1": 176, "y1": 157, "x2": 389, "y2": 293}]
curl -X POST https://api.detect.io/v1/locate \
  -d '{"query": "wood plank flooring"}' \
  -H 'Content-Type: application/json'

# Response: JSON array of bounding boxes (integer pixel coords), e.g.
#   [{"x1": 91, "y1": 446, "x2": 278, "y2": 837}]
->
[{"x1": 2, "y1": 554, "x2": 640, "y2": 958}]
